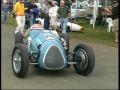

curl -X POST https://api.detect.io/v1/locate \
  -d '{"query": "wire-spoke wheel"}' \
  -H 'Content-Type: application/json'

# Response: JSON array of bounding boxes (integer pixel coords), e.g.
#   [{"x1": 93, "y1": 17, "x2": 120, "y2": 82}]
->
[{"x1": 12, "y1": 43, "x2": 29, "y2": 78}]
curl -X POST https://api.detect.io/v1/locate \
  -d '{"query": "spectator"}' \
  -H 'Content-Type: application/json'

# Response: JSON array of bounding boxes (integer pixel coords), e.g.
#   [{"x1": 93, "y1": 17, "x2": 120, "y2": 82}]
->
[
  {"x1": 49, "y1": 1, "x2": 59, "y2": 30},
  {"x1": 13, "y1": 0, "x2": 25, "y2": 35},
  {"x1": 34, "y1": 2, "x2": 42, "y2": 10},
  {"x1": 1, "y1": 0, "x2": 9, "y2": 24},
  {"x1": 33, "y1": 5, "x2": 40, "y2": 19},
  {"x1": 105, "y1": 0, "x2": 119, "y2": 43},
  {"x1": 34, "y1": 2, "x2": 42, "y2": 17},
  {"x1": 57, "y1": 0, "x2": 71, "y2": 33},
  {"x1": 27, "y1": 0, "x2": 38, "y2": 26},
  {"x1": 42, "y1": 0, "x2": 50, "y2": 29}
]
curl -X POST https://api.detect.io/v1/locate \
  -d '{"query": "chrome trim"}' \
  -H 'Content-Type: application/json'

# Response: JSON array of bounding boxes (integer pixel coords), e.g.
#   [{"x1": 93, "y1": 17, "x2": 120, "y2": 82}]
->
[
  {"x1": 29, "y1": 63, "x2": 38, "y2": 65},
  {"x1": 68, "y1": 62, "x2": 77, "y2": 64}
]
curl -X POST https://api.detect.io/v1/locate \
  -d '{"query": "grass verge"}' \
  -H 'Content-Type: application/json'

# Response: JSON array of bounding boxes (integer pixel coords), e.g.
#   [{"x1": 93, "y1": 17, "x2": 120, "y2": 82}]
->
[{"x1": 68, "y1": 20, "x2": 118, "y2": 47}]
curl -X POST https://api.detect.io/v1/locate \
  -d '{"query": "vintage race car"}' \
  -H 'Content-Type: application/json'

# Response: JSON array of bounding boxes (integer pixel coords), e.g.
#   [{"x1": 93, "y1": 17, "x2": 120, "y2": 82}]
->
[{"x1": 12, "y1": 23, "x2": 95, "y2": 78}]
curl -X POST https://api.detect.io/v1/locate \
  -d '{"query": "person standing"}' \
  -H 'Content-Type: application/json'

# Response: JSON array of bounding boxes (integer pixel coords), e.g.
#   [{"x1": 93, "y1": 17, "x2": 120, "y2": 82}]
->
[
  {"x1": 112, "y1": 0, "x2": 119, "y2": 43},
  {"x1": 57, "y1": 0, "x2": 71, "y2": 33},
  {"x1": 105, "y1": 0, "x2": 119, "y2": 42},
  {"x1": 42, "y1": 0, "x2": 50, "y2": 29},
  {"x1": 49, "y1": 1, "x2": 59, "y2": 30},
  {"x1": 13, "y1": 0, "x2": 25, "y2": 35},
  {"x1": 1, "y1": 0, "x2": 9, "y2": 24},
  {"x1": 26, "y1": 0, "x2": 38, "y2": 26}
]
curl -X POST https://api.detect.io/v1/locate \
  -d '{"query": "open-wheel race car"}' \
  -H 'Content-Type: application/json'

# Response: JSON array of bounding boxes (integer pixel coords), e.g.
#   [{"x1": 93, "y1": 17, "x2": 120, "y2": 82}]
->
[{"x1": 12, "y1": 22, "x2": 95, "y2": 78}]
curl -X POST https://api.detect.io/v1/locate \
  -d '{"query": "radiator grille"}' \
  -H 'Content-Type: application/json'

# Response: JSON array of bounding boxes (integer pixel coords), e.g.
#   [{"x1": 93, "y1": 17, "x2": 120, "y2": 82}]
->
[{"x1": 44, "y1": 46, "x2": 64, "y2": 69}]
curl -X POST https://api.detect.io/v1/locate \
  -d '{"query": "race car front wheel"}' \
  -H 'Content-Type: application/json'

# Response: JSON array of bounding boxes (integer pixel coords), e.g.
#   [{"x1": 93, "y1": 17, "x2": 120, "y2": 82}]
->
[
  {"x1": 12, "y1": 43, "x2": 29, "y2": 78},
  {"x1": 73, "y1": 43, "x2": 95, "y2": 76}
]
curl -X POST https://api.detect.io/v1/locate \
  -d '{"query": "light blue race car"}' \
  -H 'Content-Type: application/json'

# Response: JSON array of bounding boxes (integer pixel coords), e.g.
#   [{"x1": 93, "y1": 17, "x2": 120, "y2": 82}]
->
[{"x1": 12, "y1": 26, "x2": 95, "y2": 78}]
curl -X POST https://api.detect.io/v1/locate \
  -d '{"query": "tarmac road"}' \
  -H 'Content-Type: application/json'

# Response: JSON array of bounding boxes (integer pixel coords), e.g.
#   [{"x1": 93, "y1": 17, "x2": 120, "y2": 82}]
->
[{"x1": 1, "y1": 24, "x2": 118, "y2": 89}]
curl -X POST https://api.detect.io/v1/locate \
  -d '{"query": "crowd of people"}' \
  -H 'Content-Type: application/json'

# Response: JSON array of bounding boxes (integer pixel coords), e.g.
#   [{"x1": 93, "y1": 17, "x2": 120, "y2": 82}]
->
[{"x1": 12, "y1": 0, "x2": 71, "y2": 35}]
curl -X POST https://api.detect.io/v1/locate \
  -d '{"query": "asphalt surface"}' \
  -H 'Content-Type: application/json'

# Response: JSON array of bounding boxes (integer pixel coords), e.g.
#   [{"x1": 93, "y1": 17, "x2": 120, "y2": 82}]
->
[{"x1": 1, "y1": 24, "x2": 118, "y2": 89}]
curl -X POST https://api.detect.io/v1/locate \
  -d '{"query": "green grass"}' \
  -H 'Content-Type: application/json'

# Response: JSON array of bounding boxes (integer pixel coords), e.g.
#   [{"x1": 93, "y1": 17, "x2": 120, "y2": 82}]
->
[
  {"x1": 7, "y1": 16, "x2": 17, "y2": 27},
  {"x1": 68, "y1": 20, "x2": 118, "y2": 47},
  {"x1": 6, "y1": 16, "x2": 118, "y2": 47}
]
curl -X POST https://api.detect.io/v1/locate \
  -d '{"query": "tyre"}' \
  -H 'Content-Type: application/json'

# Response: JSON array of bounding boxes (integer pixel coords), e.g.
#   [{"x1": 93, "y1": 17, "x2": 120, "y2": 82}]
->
[
  {"x1": 15, "y1": 32, "x2": 23, "y2": 44},
  {"x1": 73, "y1": 43, "x2": 95, "y2": 76},
  {"x1": 12, "y1": 43, "x2": 29, "y2": 78},
  {"x1": 60, "y1": 33, "x2": 69, "y2": 53}
]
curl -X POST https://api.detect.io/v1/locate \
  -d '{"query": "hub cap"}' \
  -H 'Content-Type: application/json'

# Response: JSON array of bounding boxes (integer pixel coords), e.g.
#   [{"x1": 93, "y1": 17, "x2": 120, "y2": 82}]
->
[
  {"x1": 76, "y1": 49, "x2": 88, "y2": 70},
  {"x1": 13, "y1": 49, "x2": 22, "y2": 73}
]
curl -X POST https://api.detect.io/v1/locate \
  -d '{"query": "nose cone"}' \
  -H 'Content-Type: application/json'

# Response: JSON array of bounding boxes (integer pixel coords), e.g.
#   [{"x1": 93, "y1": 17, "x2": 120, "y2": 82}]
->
[{"x1": 44, "y1": 45, "x2": 65, "y2": 69}]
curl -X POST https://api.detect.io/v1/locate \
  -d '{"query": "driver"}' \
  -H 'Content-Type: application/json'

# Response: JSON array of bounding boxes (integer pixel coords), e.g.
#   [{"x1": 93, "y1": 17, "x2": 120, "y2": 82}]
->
[
  {"x1": 24, "y1": 20, "x2": 44, "y2": 37},
  {"x1": 31, "y1": 20, "x2": 44, "y2": 29}
]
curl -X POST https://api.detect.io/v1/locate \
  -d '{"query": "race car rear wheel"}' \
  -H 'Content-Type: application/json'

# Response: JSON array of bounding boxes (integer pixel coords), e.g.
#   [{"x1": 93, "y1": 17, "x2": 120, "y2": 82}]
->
[
  {"x1": 73, "y1": 43, "x2": 95, "y2": 76},
  {"x1": 60, "y1": 33, "x2": 69, "y2": 53},
  {"x1": 15, "y1": 32, "x2": 23, "y2": 44},
  {"x1": 12, "y1": 43, "x2": 29, "y2": 78}
]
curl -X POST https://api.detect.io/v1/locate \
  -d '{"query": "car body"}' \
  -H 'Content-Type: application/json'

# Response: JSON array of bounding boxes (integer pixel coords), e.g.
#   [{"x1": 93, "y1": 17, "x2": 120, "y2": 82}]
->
[{"x1": 28, "y1": 29, "x2": 68, "y2": 70}]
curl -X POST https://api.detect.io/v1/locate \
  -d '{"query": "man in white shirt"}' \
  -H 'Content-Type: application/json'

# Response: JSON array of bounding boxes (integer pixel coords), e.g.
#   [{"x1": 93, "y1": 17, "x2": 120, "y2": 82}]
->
[{"x1": 49, "y1": 1, "x2": 59, "y2": 30}]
